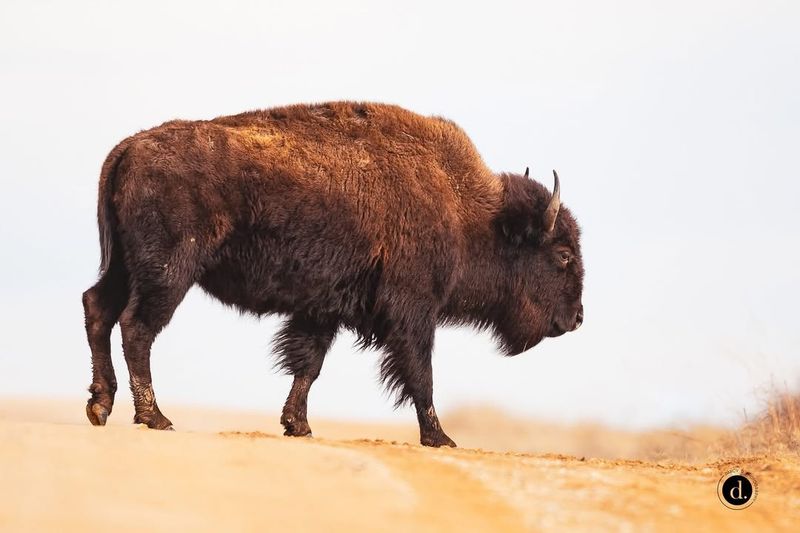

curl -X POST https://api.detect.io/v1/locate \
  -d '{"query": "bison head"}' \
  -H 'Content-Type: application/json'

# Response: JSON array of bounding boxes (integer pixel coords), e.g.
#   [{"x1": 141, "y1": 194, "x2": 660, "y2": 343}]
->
[{"x1": 493, "y1": 168, "x2": 584, "y2": 355}]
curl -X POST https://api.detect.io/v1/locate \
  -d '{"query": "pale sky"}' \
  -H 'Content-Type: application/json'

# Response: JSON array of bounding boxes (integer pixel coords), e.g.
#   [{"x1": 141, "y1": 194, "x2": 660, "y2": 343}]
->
[{"x1": 1, "y1": 0, "x2": 798, "y2": 430}]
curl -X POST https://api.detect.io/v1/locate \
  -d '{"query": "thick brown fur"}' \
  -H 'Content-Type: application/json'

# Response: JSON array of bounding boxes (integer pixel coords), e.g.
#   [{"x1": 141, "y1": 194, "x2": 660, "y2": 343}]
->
[{"x1": 82, "y1": 102, "x2": 584, "y2": 447}]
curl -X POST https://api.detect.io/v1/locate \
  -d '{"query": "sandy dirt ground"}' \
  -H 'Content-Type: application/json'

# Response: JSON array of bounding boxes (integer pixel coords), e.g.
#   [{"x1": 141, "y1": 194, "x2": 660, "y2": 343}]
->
[{"x1": 1, "y1": 399, "x2": 798, "y2": 532}]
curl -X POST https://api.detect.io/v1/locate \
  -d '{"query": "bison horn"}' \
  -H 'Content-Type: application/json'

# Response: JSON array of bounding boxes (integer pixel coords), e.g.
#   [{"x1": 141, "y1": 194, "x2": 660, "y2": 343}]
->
[
  {"x1": 543, "y1": 170, "x2": 561, "y2": 233},
  {"x1": 524, "y1": 167, "x2": 529, "y2": 178}
]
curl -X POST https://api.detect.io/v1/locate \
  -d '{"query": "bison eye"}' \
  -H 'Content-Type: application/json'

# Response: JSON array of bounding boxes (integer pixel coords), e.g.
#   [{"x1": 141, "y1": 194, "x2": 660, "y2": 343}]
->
[{"x1": 558, "y1": 250, "x2": 571, "y2": 265}]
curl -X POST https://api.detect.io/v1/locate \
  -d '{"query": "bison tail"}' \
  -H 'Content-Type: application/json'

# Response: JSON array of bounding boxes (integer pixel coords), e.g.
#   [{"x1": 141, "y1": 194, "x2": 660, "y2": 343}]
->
[{"x1": 96, "y1": 140, "x2": 130, "y2": 275}]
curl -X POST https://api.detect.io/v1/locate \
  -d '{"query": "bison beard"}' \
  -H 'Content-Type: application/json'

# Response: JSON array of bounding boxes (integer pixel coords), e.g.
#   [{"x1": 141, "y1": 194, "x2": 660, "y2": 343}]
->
[{"x1": 82, "y1": 102, "x2": 584, "y2": 447}]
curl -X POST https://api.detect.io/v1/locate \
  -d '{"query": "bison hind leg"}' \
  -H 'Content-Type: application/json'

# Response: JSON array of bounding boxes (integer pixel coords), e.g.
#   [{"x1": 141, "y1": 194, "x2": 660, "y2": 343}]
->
[
  {"x1": 83, "y1": 254, "x2": 129, "y2": 426},
  {"x1": 117, "y1": 252, "x2": 201, "y2": 430},
  {"x1": 117, "y1": 282, "x2": 189, "y2": 430}
]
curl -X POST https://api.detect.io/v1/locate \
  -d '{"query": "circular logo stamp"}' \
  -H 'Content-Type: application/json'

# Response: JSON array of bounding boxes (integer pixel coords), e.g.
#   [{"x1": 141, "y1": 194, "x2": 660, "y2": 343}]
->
[{"x1": 717, "y1": 468, "x2": 757, "y2": 510}]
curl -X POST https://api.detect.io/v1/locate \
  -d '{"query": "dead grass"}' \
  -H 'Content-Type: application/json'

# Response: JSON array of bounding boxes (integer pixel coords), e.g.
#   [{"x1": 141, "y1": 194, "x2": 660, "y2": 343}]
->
[
  {"x1": 722, "y1": 391, "x2": 800, "y2": 456},
  {"x1": 441, "y1": 389, "x2": 800, "y2": 463}
]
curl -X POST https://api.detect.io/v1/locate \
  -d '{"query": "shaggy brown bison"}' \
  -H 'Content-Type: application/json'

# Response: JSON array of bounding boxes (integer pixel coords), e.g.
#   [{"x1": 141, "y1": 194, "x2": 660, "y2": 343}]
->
[{"x1": 82, "y1": 102, "x2": 584, "y2": 447}]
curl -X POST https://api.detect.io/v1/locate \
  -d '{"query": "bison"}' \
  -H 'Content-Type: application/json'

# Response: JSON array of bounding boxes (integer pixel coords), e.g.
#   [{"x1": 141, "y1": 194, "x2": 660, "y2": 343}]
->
[{"x1": 82, "y1": 102, "x2": 584, "y2": 447}]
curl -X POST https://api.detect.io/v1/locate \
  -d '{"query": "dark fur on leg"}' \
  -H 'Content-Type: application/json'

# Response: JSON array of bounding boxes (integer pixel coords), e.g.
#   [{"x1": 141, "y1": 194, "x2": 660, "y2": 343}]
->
[
  {"x1": 83, "y1": 252, "x2": 128, "y2": 426},
  {"x1": 275, "y1": 315, "x2": 337, "y2": 437},
  {"x1": 380, "y1": 317, "x2": 456, "y2": 447},
  {"x1": 119, "y1": 304, "x2": 175, "y2": 430},
  {"x1": 118, "y1": 267, "x2": 195, "y2": 430}
]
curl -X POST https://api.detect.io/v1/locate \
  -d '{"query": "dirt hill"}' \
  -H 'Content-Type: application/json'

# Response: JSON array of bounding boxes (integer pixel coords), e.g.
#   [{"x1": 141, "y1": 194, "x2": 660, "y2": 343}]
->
[{"x1": 1, "y1": 399, "x2": 797, "y2": 531}]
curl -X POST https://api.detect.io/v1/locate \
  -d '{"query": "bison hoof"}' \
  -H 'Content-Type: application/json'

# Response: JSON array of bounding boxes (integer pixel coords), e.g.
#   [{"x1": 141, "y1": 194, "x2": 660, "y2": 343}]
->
[
  {"x1": 284, "y1": 428, "x2": 313, "y2": 438},
  {"x1": 421, "y1": 433, "x2": 457, "y2": 448},
  {"x1": 86, "y1": 401, "x2": 110, "y2": 426},
  {"x1": 281, "y1": 414, "x2": 313, "y2": 437},
  {"x1": 134, "y1": 413, "x2": 174, "y2": 430}
]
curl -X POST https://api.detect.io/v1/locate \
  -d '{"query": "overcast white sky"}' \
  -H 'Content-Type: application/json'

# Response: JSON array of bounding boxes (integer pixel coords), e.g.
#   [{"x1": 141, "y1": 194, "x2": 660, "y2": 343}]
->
[{"x1": 0, "y1": 0, "x2": 798, "y2": 430}]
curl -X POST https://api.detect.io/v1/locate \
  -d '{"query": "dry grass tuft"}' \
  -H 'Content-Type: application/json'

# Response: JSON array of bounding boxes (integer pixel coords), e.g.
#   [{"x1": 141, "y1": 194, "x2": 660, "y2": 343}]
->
[
  {"x1": 443, "y1": 389, "x2": 800, "y2": 462},
  {"x1": 722, "y1": 391, "x2": 800, "y2": 456}
]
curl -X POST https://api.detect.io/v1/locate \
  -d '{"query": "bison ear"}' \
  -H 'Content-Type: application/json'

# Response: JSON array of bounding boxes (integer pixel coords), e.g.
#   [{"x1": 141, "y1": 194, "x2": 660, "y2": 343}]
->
[
  {"x1": 498, "y1": 215, "x2": 536, "y2": 246},
  {"x1": 496, "y1": 169, "x2": 545, "y2": 246},
  {"x1": 497, "y1": 202, "x2": 537, "y2": 246}
]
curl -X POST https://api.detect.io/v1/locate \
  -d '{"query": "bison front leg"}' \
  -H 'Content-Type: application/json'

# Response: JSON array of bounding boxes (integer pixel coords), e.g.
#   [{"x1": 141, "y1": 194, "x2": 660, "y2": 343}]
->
[
  {"x1": 275, "y1": 315, "x2": 337, "y2": 437},
  {"x1": 383, "y1": 325, "x2": 456, "y2": 448}
]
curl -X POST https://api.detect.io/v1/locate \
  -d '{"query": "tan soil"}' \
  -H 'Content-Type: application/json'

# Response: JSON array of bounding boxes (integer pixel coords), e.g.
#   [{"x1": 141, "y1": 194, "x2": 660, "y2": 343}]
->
[{"x1": 1, "y1": 399, "x2": 797, "y2": 532}]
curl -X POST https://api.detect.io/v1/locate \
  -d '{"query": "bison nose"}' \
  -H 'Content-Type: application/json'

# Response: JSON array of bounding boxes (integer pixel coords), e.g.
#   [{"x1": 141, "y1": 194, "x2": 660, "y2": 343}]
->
[{"x1": 573, "y1": 305, "x2": 584, "y2": 330}]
